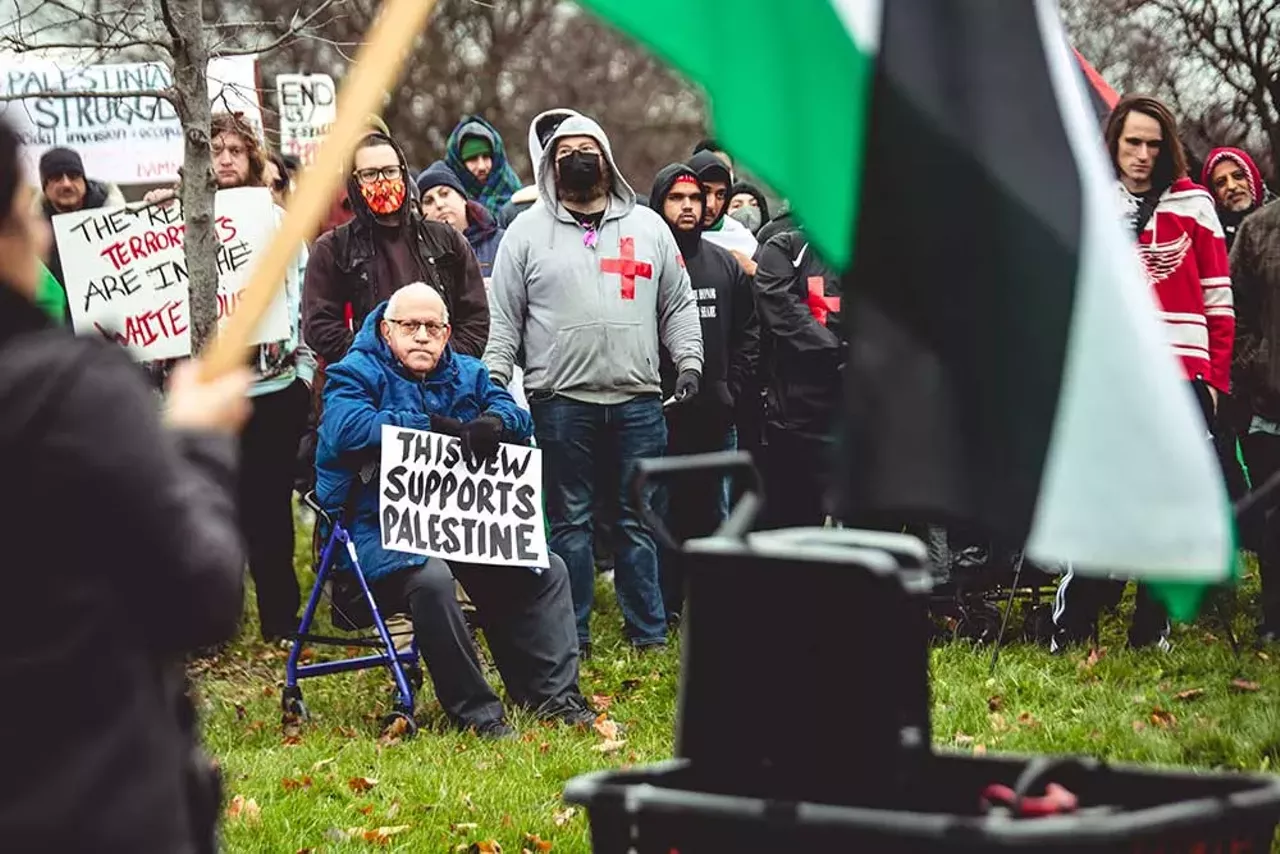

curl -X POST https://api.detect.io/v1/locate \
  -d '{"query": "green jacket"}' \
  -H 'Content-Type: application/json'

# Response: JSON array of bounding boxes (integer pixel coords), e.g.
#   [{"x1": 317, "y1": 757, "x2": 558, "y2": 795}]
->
[{"x1": 34, "y1": 262, "x2": 67, "y2": 325}]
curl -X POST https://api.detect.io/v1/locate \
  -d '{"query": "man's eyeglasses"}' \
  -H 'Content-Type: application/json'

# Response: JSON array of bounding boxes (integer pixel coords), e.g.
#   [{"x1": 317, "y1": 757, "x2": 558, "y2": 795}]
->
[
  {"x1": 355, "y1": 165, "x2": 403, "y2": 184},
  {"x1": 385, "y1": 318, "x2": 449, "y2": 339},
  {"x1": 212, "y1": 142, "x2": 247, "y2": 159}
]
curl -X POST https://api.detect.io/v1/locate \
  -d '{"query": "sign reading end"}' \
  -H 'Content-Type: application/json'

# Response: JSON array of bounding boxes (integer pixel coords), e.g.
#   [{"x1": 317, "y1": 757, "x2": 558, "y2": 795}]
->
[{"x1": 379, "y1": 425, "x2": 549, "y2": 569}]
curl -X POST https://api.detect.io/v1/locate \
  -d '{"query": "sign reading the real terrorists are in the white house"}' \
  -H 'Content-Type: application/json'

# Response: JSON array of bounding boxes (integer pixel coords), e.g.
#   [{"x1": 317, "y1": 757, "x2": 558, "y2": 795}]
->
[{"x1": 379, "y1": 425, "x2": 549, "y2": 569}]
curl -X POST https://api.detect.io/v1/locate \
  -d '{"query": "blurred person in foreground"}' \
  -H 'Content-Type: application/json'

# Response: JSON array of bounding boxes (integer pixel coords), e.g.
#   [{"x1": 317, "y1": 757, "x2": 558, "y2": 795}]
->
[{"x1": 0, "y1": 120, "x2": 252, "y2": 853}]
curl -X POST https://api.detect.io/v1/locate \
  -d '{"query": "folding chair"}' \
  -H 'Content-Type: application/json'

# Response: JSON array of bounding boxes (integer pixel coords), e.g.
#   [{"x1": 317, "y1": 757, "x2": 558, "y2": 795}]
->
[{"x1": 282, "y1": 489, "x2": 422, "y2": 736}]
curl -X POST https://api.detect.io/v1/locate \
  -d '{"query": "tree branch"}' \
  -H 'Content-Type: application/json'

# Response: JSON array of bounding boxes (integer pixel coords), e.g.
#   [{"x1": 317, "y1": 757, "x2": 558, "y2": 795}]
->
[
  {"x1": 0, "y1": 88, "x2": 175, "y2": 104},
  {"x1": 210, "y1": 0, "x2": 344, "y2": 58}
]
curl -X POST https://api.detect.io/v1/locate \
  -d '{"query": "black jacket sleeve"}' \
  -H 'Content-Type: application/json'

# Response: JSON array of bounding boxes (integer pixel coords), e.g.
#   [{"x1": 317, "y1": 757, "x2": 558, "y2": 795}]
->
[
  {"x1": 727, "y1": 262, "x2": 760, "y2": 403},
  {"x1": 302, "y1": 233, "x2": 355, "y2": 364},
  {"x1": 51, "y1": 349, "x2": 245, "y2": 652},
  {"x1": 445, "y1": 226, "x2": 492, "y2": 358},
  {"x1": 753, "y1": 233, "x2": 840, "y2": 355}
]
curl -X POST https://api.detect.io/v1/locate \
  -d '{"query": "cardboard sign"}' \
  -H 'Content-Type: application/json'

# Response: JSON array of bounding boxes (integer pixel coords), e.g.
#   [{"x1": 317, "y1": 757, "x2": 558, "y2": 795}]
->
[
  {"x1": 52, "y1": 187, "x2": 291, "y2": 361},
  {"x1": 1, "y1": 56, "x2": 262, "y2": 186},
  {"x1": 277, "y1": 73, "x2": 336, "y2": 166},
  {"x1": 379, "y1": 425, "x2": 549, "y2": 569}
]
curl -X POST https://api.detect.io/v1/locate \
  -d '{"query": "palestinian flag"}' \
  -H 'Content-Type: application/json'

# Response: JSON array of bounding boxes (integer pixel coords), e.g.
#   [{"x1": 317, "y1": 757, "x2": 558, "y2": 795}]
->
[{"x1": 576, "y1": 0, "x2": 1232, "y2": 617}]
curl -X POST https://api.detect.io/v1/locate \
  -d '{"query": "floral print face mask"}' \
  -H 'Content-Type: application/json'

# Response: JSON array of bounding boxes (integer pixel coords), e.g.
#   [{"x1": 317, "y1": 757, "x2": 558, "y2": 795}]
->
[{"x1": 360, "y1": 177, "x2": 407, "y2": 215}]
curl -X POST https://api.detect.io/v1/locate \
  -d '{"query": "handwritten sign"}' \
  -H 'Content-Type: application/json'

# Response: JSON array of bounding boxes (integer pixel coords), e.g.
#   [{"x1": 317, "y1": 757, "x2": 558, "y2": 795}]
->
[
  {"x1": 379, "y1": 426, "x2": 549, "y2": 569},
  {"x1": 1, "y1": 56, "x2": 262, "y2": 186},
  {"x1": 277, "y1": 73, "x2": 336, "y2": 167},
  {"x1": 52, "y1": 187, "x2": 290, "y2": 361}
]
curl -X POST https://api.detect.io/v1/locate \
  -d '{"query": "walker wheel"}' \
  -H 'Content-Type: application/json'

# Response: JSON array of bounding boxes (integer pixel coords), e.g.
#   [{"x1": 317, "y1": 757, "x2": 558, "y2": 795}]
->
[
  {"x1": 282, "y1": 686, "x2": 310, "y2": 722},
  {"x1": 379, "y1": 710, "x2": 418, "y2": 740}
]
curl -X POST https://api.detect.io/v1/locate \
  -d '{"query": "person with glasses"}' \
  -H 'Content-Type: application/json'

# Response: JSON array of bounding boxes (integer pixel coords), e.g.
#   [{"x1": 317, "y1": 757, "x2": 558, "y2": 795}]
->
[
  {"x1": 316, "y1": 282, "x2": 601, "y2": 738},
  {"x1": 142, "y1": 112, "x2": 317, "y2": 644},
  {"x1": 303, "y1": 131, "x2": 489, "y2": 368}
]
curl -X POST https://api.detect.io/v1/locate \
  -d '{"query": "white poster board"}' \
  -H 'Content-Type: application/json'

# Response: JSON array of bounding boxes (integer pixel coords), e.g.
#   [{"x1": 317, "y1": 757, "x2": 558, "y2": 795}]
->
[
  {"x1": 379, "y1": 425, "x2": 549, "y2": 569},
  {"x1": 52, "y1": 187, "x2": 290, "y2": 361},
  {"x1": 1, "y1": 56, "x2": 262, "y2": 186},
  {"x1": 276, "y1": 73, "x2": 336, "y2": 166}
]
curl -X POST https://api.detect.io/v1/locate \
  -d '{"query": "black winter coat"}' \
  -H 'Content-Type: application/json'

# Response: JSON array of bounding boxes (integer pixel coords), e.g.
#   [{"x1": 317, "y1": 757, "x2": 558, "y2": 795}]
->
[
  {"x1": 0, "y1": 284, "x2": 244, "y2": 854},
  {"x1": 753, "y1": 230, "x2": 845, "y2": 438}
]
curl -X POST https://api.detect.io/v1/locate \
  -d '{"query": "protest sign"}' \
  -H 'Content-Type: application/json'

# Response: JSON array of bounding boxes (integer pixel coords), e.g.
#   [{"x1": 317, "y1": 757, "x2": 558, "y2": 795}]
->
[
  {"x1": 379, "y1": 425, "x2": 549, "y2": 569},
  {"x1": 52, "y1": 187, "x2": 290, "y2": 361},
  {"x1": 1, "y1": 56, "x2": 262, "y2": 186},
  {"x1": 277, "y1": 73, "x2": 336, "y2": 166}
]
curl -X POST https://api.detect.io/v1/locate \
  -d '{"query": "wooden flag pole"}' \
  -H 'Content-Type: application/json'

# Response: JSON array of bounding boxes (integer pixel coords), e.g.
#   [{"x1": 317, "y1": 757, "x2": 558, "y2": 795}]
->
[{"x1": 200, "y1": 0, "x2": 439, "y2": 380}]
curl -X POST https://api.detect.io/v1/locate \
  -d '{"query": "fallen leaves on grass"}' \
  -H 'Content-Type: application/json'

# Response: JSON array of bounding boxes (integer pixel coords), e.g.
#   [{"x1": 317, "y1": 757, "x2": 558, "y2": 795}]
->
[
  {"x1": 1080, "y1": 647, "x2": 1106, "y2": 670},
  {"x1": 1231, "y1": 679, "x2": 1262, "y2": 693},
  {"x1": 378, "y1": 716, "x2": 411, "y2": 747},
  {"x1": 311, "y1": 757, "x2": 335, "y2": 772},
  {"x1": 1150, "y1": 708, "x2": 1177, "y2": 729},
  {"x1": 226, "y1": 795, "x2": 261, "y2": 825},
  {"x1": 989, "y1": 713, "x2": 1008, "y2": 733},
  {"x1": 538, "y1": 741, "x2": 551, "y2": 754},
  {"x1": 347, "y1": 776, "x2": 378, "y2": 793},
  {"x1": 523, "y1": 832, "x2": 554, "y2": 851},
  {"x1": 282, "y1": 734, "x2": 304, "y2": 746},
  {"x1": 592, "y1": 739, "x2": 626, "y2": 753},
  {"x1": 355, "y1": 805, "x2": 375, "y2": 816},
  {"x1": 328, "y1": 825, "x2": 412, "y2": 845},
  {"x1": 282, "y1": 776, "x2": 313, "y2": 791},
  {"x1": 953, "y1": 733, "x2": 975, "y2": 747},
  {"x1": 451, "y1": 822, "x2": 479, "y2": 835},
  {"x1": 552, "y1": 806, "x2": 577, "y2": 827},
  {"x1": 1016, "y1": 712, "x2": 1040, "y2": 728},
  {"x1": 386, "y1": 801, "x2": 401, "y2": 820},
  {"x1": 469, "y1": 842, "x2": 502, "y2": 854},
  {"x1": 987, "y1": 695, "x2": 1004, "y2": 712},
  {"x1": 591, "y1": 694, "x2": 614, "y2": 712},
  {"x1": 334, "y1": 726, "x2": 359, "y2": 739},
  {"x1": 1174, "y1": 688, "x2": 1206, "y2": 702},
  {"x1": 592, "y1": 714, "x2": 619, "y2": 740}
]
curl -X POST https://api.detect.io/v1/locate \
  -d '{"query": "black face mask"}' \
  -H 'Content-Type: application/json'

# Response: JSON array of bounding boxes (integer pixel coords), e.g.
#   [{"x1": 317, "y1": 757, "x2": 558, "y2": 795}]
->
[{"x1": 557, "y1": 151, "x2": 603, "y2": 194}]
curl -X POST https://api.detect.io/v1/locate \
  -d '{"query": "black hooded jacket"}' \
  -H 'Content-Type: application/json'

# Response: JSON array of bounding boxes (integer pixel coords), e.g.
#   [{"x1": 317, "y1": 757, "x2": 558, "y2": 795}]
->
[
  {"x1": 303, "y1": 133, "x2": 489, "y2": 364},
  {"x1": 0, "y1": 282, "x2": 243, "y2": 853},
  {"x1": 40, "y1": 179, "x2": 118, "y2": 291},
  {"x1": 687, "y1": 150, "x2": 734, "y2": 230},
  {"x1": 649, "y1": 163, "x2": 759, "y2": 422},
  {"x1": 753, "y1": 229, "x2": 845, "y2": 437}
]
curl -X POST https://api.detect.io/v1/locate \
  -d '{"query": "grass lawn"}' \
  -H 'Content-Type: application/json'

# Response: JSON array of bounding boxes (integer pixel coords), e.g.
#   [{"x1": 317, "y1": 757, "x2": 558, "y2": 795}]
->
[{"x1": 198, "y1": 517, "x2": 1280, "y2": 852}]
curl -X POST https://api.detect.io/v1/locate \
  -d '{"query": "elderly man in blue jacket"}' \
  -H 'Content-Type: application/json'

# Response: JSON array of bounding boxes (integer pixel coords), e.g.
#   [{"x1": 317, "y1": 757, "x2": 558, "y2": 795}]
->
[{"x1": 316, "y1": 282, "x2": 596, "y2": 738}]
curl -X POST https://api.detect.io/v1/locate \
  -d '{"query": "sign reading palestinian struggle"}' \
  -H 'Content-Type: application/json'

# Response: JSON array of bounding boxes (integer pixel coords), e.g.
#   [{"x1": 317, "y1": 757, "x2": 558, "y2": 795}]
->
[
  {"x1": 276, "y1": 73, "x2": 336, "y2": 167},
  {"x1": 0, "y1": 56, "x2": 262, "y2": 186},
  {"x1": 51, "y1": 187, "x2": 290, "y2": 361},
  {"x1": 379, "y1": 425, "x2": 549, "y2": 569}
]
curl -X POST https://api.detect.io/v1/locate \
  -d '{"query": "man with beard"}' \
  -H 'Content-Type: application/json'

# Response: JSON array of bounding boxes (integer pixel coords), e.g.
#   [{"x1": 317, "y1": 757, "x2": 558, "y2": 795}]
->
[
  {"x1": 484, "y1": 115, "x2": 702, "y2": 656},
  {"x1": 36, "y1": 146, "x2": 124, "y2": 305},
  {"x1": 445, "y1": 115, "x2": 524, "y2": 219},
  {"x1": 687, "y1": 150, "x2": 758, "y2": 267},
  {"x1": 753, "y1": 229, "x2": 845, "y2": 529},
  {"x1": 1222, "y1": 152, "x2": 1280, "y2": 642},
  {"x1": 649, "y1": 163, "x2": 758, "y2": 619},
  {"x1": 303, "y1": 131, "x2": 490, "y2": 365}
]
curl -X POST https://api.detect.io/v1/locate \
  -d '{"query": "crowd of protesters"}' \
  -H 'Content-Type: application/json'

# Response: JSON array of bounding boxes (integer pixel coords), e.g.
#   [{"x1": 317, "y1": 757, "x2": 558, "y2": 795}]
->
[{"x1": 3, "y1": 83, "x2": 1280, "y2": 849}]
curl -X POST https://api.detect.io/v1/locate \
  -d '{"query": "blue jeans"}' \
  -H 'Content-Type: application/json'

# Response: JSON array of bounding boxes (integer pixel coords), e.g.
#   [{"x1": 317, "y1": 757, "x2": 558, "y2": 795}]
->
[{"x1": 531, "y1": 394, "x2": 668, "y2": 646}]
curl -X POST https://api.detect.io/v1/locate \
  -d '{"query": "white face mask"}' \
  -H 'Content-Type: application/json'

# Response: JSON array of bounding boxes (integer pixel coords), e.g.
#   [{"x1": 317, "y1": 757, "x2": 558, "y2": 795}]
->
[{"x1": 729, "y1": 205, "x2": 763, "y2": 234}]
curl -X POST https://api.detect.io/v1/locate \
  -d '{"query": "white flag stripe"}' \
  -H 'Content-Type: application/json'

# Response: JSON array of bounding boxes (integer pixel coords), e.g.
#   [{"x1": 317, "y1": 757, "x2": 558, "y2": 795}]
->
[
  {"x1": 830, "y1": 0, "x2": 883, "y2": 53},
  {"x1": 1025, "y1": 0, "x2": 1231, "y2": 581}
]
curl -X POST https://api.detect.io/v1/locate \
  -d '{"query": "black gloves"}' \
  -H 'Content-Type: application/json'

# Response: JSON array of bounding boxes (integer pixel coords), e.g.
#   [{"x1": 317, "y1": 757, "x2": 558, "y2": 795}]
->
[
  {"x1": 459, "y1": 414, "x2": 504, "y2": 464},
  {"x1": 673, "y1": 369, "x2": 701, "y2": 404},
  {"x1": 429, "y1": 414, "x2": 465, "y2": 436}
]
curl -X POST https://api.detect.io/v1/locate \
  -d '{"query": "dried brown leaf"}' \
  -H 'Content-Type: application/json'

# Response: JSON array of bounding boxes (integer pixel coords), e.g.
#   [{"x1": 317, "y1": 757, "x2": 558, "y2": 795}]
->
[
  {"x1": 1150, "y1": 707, "x2": 1177, "y2": 728},
  {"x1": 469, "y1": 842, "x2": 503, "y2": 854},
  {"x1": 355, "y1": 804, "x2": 375, "y2": 816},
  {"x1": 226, "y1": 795, "x2": 261, "y2": 825},
  {"x1": 987, "y1": 695, "x2": 1004, "y2": 712},
  {"x1": 1174, "y1": 688, "x2": 1206, "y2": 702},
  {"x1": 552, "y1": 806, "x2": 577, "y2": 826},
  {"x1": 347, "y1": 776, "x2": 378, "y2": 793},
  {"x1": 524, "y1": 832, "x2": 553, "y2": 852},
  {"x1": 590, "y1": 694, "x2": 614, "y2": 712},
  {"x1": 592, "y1": 714, "x2": 619, "y2": 740},
  {"x1": 1017, "y1": 712, "x2": 1040, "y2": 728},
  {"x1": 1231, "y1": 679, "x2": 1262, "y2": 693},
  {"x1": 362, "y1": 825, "x2": 412, "y2": 844},
  {"x1": 452, "y1": 822, "x2": 479, "y2": 835},
  {"x1": 592, "y1": 738, "x2": 627, "y2": 753}
]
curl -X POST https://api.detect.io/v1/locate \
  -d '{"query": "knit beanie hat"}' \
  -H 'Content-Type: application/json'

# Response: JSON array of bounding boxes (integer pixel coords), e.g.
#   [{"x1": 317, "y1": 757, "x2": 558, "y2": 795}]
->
[
  {"x1": 459, "y1": 135, "x2": 493, "y2": 162},
  {"x1": 39, "y1": 147, "x2": 84, "y2": 184},
  {"x1": 416, "y1": 160, "x2": 468, "y2": 198}
]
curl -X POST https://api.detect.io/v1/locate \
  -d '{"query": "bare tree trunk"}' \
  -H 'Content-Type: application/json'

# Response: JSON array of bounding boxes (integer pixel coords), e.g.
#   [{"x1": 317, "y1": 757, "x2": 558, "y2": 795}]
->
[{"x1": 163, "y1": 0, "x2": 218, "y2": 354}]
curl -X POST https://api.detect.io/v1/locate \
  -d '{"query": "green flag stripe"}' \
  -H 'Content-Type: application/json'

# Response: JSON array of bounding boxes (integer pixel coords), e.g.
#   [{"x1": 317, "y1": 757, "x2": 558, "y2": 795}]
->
[{"x1": 575, "y1": 0, "x2": 877, "y2": 270}]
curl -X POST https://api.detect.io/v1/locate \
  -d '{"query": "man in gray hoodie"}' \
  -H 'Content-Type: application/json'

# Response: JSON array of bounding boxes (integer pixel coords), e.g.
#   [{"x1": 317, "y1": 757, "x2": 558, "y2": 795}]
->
[{"x1": 484, "y1": 114, "x2": 703, "y2": 654}]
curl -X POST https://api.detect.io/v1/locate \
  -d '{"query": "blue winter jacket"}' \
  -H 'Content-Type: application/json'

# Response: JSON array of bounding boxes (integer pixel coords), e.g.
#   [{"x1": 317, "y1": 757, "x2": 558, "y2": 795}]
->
[{"x1": 315, "y1": 300, "x2": 534, "y2": 581}]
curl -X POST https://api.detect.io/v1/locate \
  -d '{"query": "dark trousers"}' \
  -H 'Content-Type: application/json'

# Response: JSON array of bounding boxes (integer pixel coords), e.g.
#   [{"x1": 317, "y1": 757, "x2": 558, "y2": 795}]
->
[
  {"x1": 758, "y1": 425, "x2": 835, "y2": 530},
  {"x1": 531, "y1": 394, "x2": 669, "y2": 647},
  {"x1": 376, "y1": 555, "x2": 580, "y2": 729},
  {"x1": 239, "y1": 379, "x2": 310, "y2": 640},
  {"x1": 660, "y1": 410, "x2": 736, "y2": 616},
  {"x1": 1052, "y1": 565, "x2": 1170, "y2": 647},
  {"x1": 1240, "y1": 432, "x2": 1280, "y2": 631}
]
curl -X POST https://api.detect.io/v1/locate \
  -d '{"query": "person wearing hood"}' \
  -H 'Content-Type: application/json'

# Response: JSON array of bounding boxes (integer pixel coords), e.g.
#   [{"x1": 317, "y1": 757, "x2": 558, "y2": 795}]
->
[
  {"x1": 1203, "y1": 147, "x2": 1270, "y2": 251},
  {"x1": 726, "y1": 182, "x2": 770, "y2": 236},
  {"x1": 497, "y1": 109, "x2": 579, "y2": 228},
  {"x1": 649, "y1": 163, "x2": 759, "y2": 619},
  {"x1": 687, "y1": 150, "x2": 759, "y2": 268},
  {"x1": 1224, "y1": 152, "x2": 1280, "y2": 642},
  {"x1": 36, "y1": 146, "x2": 124, "y2": 314},
  {"x1": 418, "y1": 160, "x2": 505, "y2": 279},
  {"x1": 484, "y1": 114, "x2": 703, "y2": 656},
  {"x1": 303, "y1": 130, "x2": 490, "y2": 367},
  {"x1": 445, "y1": 115, "x2": 524, "y2": 219}
]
